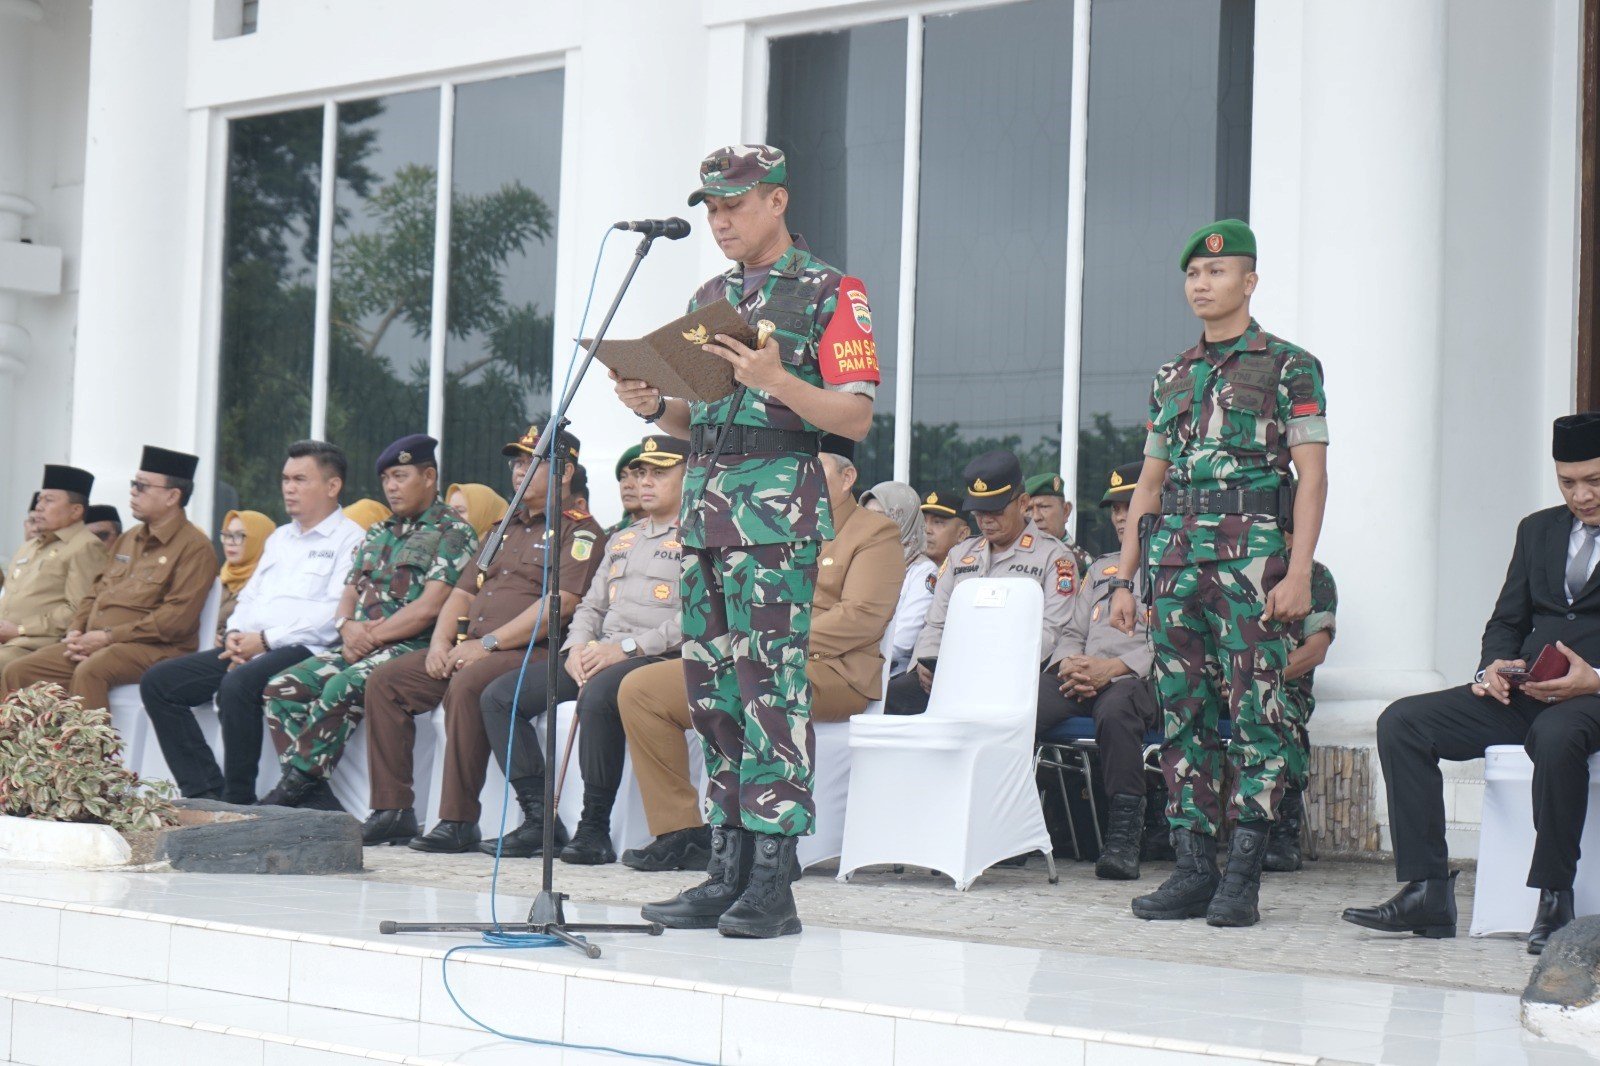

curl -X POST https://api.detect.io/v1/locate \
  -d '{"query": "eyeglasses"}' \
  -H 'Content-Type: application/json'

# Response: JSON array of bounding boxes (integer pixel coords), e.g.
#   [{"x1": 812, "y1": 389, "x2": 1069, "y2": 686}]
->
[
  {"x1": 129, "y1": 479, "x2": 171, "y2": 495},
  {"x1": 219, "y1": 532, "x2": 247, "y2": 544}
]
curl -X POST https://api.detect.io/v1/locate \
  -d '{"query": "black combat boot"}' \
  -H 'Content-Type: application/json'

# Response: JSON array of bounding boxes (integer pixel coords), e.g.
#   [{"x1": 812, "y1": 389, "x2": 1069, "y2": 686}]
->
[
  {"x1": 1095, "y1": 794, "x2": 1145, "y2": 881},
  {"x1": 1527, "y1": 889, "x2": 1574, "y2": 955},
  {"x1": 1130, "y1": 829, "x2": 1219, "y2": 920},
  {"x1": 641, "y1": 826, "x2": 751, "y2": 929},
  {"x1": 1206, "y1": 822, "x2": 1270, "y2": 927},
  {"x1": 1341, "y1": 871, "x2": 1458, "y2": 938},
  {"x1": 717, "y1": 833, "x2": 802, "y2": 938},
  {"x1": 361, "y1": 807, "x2": 418, "y2": 846},
  {"x1": 477, "y1": 780, "x2": 568, "y2": 858},
  {"x1": 257, "y1": 765, "x2": 321, "y2": 808},
  {"x1": 560, "y1": 787, "x2": 618, "y2": 865},
  {"x1": 299, "y1": 780, "x2": 345, "y2": 812},
  {"x1": 622, "y1": 826, "x2": 713, "y2": 872},
  {"x1": 1140, "y1": 779, "x2": 1175, "y2": 861},
  {"x1": 409, "y1": 820, "x2": 482, "y2": 853},
  {"x1": 1262, "y1": 788, "x2": 1304, "y2": 873}
]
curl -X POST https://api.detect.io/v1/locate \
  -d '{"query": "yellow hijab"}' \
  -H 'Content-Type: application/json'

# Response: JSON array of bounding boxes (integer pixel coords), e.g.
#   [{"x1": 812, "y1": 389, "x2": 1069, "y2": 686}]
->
[
  {"x1": 343, "y1": 499, "x2": 392, "y2": 530},
  {"x1": 446, "y1": 483, "x2": 509, "y2": 538},
  {"x1": 218, "y1": 509, "x2": 274, "y2": 593}
]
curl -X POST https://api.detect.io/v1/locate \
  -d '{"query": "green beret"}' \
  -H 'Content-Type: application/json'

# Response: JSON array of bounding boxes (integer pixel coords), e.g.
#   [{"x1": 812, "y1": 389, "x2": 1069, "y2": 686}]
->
[
  {"x1": 614, "y1": 444, "x2": 644, "y2": 481},
  {"x1": 1179, "y1": 219, "x2": 1256, "y2": 270},
  {"x1": 1024, "y1": 473, "x2": 1065, "y2": 499}
]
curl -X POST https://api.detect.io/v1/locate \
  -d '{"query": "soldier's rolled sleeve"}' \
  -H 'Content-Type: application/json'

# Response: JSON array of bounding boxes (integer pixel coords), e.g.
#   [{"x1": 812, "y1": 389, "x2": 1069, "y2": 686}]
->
[
  {"x1": 106, "y1": 539, "x2": 218, "y2": 645},
  {"x1": 1302, "y1": 610, "x2": 1336, "y2": 641},
  {"x1": 1281, "y1": 351, "x2": 1330, "y2": 448},
  {"x1": 1143, "y1": 379, "x2": 1171, "y2": 460},
  {"x1": 825, "y1": 380, "x2": 877, "y2": 400}
]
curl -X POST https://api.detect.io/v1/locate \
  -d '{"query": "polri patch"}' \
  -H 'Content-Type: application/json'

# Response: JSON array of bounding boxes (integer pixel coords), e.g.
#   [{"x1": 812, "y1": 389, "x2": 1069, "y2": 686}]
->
[{"x1": 1054, "y1": 557, "x2": 1075, "y2": 596}]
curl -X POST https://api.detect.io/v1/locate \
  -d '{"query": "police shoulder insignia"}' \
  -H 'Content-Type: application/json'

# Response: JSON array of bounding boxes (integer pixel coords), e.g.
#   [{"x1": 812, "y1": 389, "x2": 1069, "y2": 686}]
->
[
  {"x1": 653, "y1": 582, "x2": 672, "y2": 601},
  {"x1": 663, "y1": 539, "x2": 680, "y2": 551},
  {"x1": 959, "y1": 554, "x2": 976, "y2": 566},
  {"x1": 1019, "y1": 535, "x2": 1033, "y2": 550},
  {"x1": 1104, "y1": 565, "x2": 1119, "y2": 576},
  {"x1": 925, "y1": 572, "x2": 937, "y2": 593},
  {"x1": 564, "y1": 509, "x2": 592, "y2": 521},
  {"x1": 1054, "y1": 557, "x2": 1075, "y2": 596}
]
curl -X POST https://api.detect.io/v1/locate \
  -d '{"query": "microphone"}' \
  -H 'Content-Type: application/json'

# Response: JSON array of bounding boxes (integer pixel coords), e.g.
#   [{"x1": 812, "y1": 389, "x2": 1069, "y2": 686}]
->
[{"x1": 613, "y1": 217, "x2": 691, "y2": 240}]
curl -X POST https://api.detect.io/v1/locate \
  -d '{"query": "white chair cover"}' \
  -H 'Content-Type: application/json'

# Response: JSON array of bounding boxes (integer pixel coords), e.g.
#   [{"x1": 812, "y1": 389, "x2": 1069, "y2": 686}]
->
[
  {"x1": 1469, "y1": 745, "x2": 1600, "y2": 935},
  {"x1": 110, "y1": 580, "x2": 223, "y2": 784},
  {"x1": 837, "y1": 578, "x2": 1054, "y2": 890}
]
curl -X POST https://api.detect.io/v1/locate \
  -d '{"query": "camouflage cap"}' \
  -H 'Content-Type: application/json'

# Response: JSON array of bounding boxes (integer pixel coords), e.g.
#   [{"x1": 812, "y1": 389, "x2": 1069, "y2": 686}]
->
[
  {"x1": 1024, "y1": 473, "x2": 1065, "y2": 499},
  {"x1": 1099, "y1": 462, "x2": 1143, "y2": 507},
  {"x1": 1179, "y1": 218, "x2": 1256, "y2": 270},
  {"x1": 687, "y1": 144, "x2": 788, "y2": 207}
]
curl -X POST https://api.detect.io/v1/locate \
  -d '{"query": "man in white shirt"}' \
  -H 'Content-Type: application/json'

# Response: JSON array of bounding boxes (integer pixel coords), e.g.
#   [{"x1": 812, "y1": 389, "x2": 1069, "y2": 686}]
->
[{"x1": 141, "y1": 441, "x2": 365, "y2": 803}]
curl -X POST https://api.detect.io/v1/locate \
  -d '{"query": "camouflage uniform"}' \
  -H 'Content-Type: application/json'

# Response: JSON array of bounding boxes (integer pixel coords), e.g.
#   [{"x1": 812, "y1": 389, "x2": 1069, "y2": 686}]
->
[
  {"x1": 1144, "y1": 317, "x2": 1329, "y2": 833},
  {"x1": 265, "y1": 500, "x2": 477, "y2": 777},
  {"x1": 1284, "y1": 561, "x2": 1337, "y2": 790},
  {"x1": 680, "y1": 237, "x2": 877, "y2": 837}
]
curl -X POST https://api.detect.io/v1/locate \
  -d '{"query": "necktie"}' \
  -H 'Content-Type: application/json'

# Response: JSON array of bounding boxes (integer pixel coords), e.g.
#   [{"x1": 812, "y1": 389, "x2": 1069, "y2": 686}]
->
[{"x1": 1566, "y1": 525, "x2": 1600, "y2": 602}]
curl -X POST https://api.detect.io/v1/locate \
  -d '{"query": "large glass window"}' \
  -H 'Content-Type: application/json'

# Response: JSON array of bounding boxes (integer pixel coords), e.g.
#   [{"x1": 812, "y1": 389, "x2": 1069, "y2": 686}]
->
[
  {"x1": 213, "y1": 69, "x2": 566, "y2": 514},
  {"x1": 215, "y1": 107, "x2": 326, "y2": 523},
  {"x1": 766, "y1": 22, "x2": 906, "y2": 491},
  {"x1": 443, "y1": 72, "x2": 564, "y2": 496},
  {"x1": 765, "y1": 0, "x2": 1252, "y2": 545}
]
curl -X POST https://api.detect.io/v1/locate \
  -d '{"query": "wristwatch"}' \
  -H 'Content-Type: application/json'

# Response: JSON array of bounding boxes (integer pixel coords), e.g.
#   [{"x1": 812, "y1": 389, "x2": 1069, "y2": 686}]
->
[
  {"x1": 638, "y1": 397, "x2": 668, "y2": 423},
  {"x1": 481, "y1": 634, "x2": 500, "y2": 652},
  {"x1": 1107, "y1": 578, "x2": 1136, "y2": 593},
  {"x1": 334, "y1": 616, "x2": 350, "y2": 632},
  {"x1": 620, "y1": 636, "x2": 639, "y2": 657}
]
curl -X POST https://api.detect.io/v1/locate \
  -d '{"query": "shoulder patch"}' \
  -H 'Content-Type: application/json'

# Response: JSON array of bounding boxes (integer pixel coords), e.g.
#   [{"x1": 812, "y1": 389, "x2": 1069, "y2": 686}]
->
[
  {"x1": 1020, "y1": 534, "x2": 1034, "y2": 550},
  {"x1": 817, "y1": 275, "x2": 880, "y2": 386},
  {"x1": 1054, "y1": 557, "x2": 1075, "y2": 597},
  {"x1": 1103, "y1": 565, "x2": 1119, "y2": 576},
  {"x1": 959, "y1": 554, "x2": 977, "y2": 566},
  {"x1": 564, "y1": 508, "x2": 592, "y2": 521},
  {"x1": 925, "y1": 571, "x2": 937, "y2": 593}
]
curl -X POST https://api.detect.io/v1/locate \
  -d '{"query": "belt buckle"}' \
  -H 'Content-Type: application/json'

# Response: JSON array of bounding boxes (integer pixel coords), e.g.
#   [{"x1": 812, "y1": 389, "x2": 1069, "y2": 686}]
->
[{"x1": 1195, "y1": 490, "x2": 1210, "y2": 515}]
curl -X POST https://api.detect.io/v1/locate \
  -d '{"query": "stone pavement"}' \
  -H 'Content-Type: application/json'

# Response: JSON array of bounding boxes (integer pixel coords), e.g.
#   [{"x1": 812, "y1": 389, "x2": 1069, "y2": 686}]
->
[{"x1": 355, "y1": 849, "x2": 1540, "y2": 997}]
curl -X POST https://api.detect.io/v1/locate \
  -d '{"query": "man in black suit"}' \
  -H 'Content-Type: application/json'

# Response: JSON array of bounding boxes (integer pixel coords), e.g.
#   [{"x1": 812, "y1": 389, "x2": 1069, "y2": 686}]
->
[{"x1": 1343, "y1": 413, "x2": 1600, "y2": 953}]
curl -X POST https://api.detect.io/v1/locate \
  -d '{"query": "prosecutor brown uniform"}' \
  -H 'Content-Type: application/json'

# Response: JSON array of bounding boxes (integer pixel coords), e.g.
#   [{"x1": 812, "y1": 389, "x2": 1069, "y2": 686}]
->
[{"x1": 3, "y1": 447, "x2": 216, "y2": 710}]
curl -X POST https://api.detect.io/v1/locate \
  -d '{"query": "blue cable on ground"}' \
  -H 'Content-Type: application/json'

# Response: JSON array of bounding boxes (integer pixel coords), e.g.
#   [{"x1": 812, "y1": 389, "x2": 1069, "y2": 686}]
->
[{"x1": 439, "y1": 228, "x2": 716, "y2": 1066}]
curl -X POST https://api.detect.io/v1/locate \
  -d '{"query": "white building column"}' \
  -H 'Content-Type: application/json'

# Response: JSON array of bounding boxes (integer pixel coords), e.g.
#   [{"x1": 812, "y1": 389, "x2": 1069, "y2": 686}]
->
[{"x1": 1260, "y1": 0, "x2": 1449, "y2": 746}]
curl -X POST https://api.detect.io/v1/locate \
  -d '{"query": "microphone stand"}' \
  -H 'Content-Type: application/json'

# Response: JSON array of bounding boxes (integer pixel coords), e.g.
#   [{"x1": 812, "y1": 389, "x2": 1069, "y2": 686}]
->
[{"x1": 379, "y1": 231, "x2": 667, "y2": 958}]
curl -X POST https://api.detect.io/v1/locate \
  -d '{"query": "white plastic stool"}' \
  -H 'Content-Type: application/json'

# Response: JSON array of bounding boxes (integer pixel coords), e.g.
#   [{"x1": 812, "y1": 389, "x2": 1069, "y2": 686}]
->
[{"x1": 1469, "y1": 745, "x2": 1600, "y2": 935}]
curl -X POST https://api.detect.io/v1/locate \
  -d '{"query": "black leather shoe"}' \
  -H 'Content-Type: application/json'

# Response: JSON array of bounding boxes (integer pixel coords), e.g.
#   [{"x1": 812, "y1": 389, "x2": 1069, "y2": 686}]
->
[
  {"x1": 361, "y1": 808, "x2": 418, "y2": 846},
  {"x1": 1341, "y1": 870, "x2": 1458, "y2": 938},
  {"x1": 1262, "y1": 788, "x2": 1304, "y2": 873},
  {"x1": 1206, "y1": 823, "x2": 1269, "y2": 927},
  {"x1": 1132, "y1": 830, "x2": 1219, "y2": 920},
  {"x1": 477, "y1": 782, "x2": 568, "y2": 858},
  {"x1": 257, "y1": 766, "x2": 320, "y2": 808},
  {"x1": 560, "y1": 819, "x2": 617, "y2": 865},
  {"x1": 408, "y1": 820, "x2": 482, "y2": 854},
  {"x1": 622, "y1": 826, "x2": 712, "y2": 872},
  {"x1": 641, "y1": 826, "x2": 751, "y2": 929},
  {"x1": 1528, "y1": 888, "x2": 1574, "y2": 955},
  {"x1": 299, "y1": 780, "x2": 345, "y2": 812},
  {"x1": 718, "y1": 833, "x2": 802, "y2": 938},
  {"x1": 1095, "y1": 794, "x2": 1145, "y2": 881}
]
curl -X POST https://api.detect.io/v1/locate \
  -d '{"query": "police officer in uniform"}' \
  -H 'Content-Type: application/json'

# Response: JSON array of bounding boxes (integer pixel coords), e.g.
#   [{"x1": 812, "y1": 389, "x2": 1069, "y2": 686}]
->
[
  {"x1": 612, "y1": 144, "x2": 879, "y2": 938},
  {"x1": 919, "y1": 488, "x2": 968, "y2": 570},
  {"x1": 0, "y1": 466, "x2": 108, "y2": 672},
  {"x1": 885, "y1": 450, "x2": 1077, "y2": 717},
  {"x1": 1110, "y1": 220, "x2": 1330, "y2": 928},
  {"x1": 474, "y1": 434, "x2": 688, "y2": 863},
  {"x1": 1024, "y1": 472, "x2": 1093, "y2": 575},
  {"x1": 359, "y1": 426, "x2": 603, "y2": 852}
]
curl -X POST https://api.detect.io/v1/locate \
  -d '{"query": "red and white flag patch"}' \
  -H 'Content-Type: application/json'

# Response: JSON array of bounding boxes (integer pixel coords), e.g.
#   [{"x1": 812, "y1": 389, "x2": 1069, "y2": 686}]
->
[{"x1": 819, "y1": 276, "x2": 881, "y2": 386}]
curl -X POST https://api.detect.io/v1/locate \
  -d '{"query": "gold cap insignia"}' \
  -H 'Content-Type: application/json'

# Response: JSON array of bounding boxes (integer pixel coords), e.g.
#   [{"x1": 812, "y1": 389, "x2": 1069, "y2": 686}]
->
[
  {"x1": 682, "y1": 325, "x2": 710, "y2": 345},
  {"x1": 973, "y1": 478, "x2": 988, "y2": 492},
  {"x1": 645, "y1": 438, "x2": 658, "y2": 453},
  {"x1": 1110, "y1": 470, "x2": 1123, "y2": 487},
  {"x1": 925, "y1": 492, "x2": 937, "y2": 504},
  {"x1": 397, "y1": 451, "x2": 412, "y2": 464}
]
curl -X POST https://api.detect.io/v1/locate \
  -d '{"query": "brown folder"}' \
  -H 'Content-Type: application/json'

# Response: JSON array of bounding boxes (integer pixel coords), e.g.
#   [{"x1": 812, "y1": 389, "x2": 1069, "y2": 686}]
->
[{"x1": 587, "y1": 301, "x2": 760, "y2": 404}]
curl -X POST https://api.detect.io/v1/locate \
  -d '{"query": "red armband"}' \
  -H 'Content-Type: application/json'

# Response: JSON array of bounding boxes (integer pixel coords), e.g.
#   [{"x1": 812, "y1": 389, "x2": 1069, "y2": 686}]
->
[{"x1": 818, "y1": 277, "x2": 881, "y2": 386}]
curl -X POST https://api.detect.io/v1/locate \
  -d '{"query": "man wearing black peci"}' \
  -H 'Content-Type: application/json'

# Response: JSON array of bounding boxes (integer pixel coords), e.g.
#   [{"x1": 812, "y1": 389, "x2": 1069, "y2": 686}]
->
[{"x1": 1343, "y1": 413, "x2": 1600, "y2": 953}]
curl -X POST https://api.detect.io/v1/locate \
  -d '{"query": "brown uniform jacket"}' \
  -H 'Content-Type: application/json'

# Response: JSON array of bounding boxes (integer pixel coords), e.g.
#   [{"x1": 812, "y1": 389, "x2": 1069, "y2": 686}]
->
[
  {"x1": 455, "y1": 505, "x2": 606, "y2": 640},
  {"x1": 0, "y1": 523, "x2": 109, "y2": 649},
  {"x1": 810, "y1": 495, "x2": 904, "y2": 701},
  {"x1": 76, "y1": 511, "x2": 218, "y2": 648}
]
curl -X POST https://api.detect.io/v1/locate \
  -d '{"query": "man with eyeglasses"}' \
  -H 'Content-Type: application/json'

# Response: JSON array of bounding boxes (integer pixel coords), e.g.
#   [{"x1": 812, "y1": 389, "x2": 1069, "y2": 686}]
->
[
  {"x1": 3, "y1": 447, "x2": 216, "y2": 713},
  {"x1": 360, "y1": 424, "x2": 605, "y2": 852},
  {"x1": 258, "y1": 434, "x2": 476, "y2": 812},
  {"x1": 139, "y1": 441, "x2": 366, "y2": 805},
  {"x1": 0, "y1": 466, "x2": 109, "y2": 672}
]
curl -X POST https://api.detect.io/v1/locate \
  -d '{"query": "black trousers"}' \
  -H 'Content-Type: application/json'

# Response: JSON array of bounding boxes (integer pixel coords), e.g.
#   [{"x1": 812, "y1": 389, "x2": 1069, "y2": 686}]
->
[
  {"x1": 140, "y1": 645, "x2": 312, "y2": 804},
  {"x1": 479, "y1": 650, "x2": 665, "y2": 790},
  {"x1": 1037, "y1": 675, "x2": 1158, "y2": 799},
  {"x1": 1378, "y1": 684, "x2": 1600, "y2": 889}
]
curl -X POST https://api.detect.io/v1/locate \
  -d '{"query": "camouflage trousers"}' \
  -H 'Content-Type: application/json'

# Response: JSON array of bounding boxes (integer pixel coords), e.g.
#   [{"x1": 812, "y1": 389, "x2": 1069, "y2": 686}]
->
[
  {"x1": 1284, "y1": 689, "x2": 1315, "y2": 791},
  {"x1": 681, "y1": 541, "x2": 819, "y2": 837},
  {"x1": 1150, "y1": 554, "x2": 1300, "y2": 835},
  {"x1": 263, "y1": 641, "x2": 425, "y2": 778}
]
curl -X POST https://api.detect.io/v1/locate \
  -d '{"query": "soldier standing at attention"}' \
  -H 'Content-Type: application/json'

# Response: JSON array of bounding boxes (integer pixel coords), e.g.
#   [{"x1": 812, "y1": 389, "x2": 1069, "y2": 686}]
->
[
  {"x1": 611, "y1": 144, "x2": 878, "y2": 938},
  {"x1": 1110, "y1": 220, "x2": 1329, "y2": 928}
]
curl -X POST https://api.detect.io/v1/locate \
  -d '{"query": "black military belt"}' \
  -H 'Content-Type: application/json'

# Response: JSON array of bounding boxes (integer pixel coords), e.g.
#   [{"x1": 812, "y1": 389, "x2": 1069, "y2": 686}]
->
[
  {"x1": 1160, "y1": 488, "x2": 1281, "y2": 516},
  {"x1": 689, "y1": 425, "x2": 819, "y2": 457}
]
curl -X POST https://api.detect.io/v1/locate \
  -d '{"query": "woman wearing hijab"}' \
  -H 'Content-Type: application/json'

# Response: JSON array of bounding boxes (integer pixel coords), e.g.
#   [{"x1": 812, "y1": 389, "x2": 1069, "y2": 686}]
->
[
  {"x1": 445, "y1": 482, "x2": 509, "y2": 539},
  {"x1": 860, "y1": 481, "x2": 938, "y2": 677},
  {"x1": 217, "y1": 509, "x2": 274, "y2": 640},
  {"x1": 342, "y1": 498, "x2": 392, "y2": 531}
]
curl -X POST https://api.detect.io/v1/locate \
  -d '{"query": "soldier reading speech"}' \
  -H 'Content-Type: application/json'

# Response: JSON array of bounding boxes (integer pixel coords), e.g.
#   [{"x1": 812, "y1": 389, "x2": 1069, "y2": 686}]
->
[{"x1": 612, "y1": 144, "x2": 878, "y2": 938}]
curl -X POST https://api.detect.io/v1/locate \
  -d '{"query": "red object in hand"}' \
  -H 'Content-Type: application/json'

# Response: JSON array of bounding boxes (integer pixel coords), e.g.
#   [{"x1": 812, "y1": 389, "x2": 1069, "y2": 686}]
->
[{"x1": 1527, "y1": 644, "x2": 1569, "y2": 684}]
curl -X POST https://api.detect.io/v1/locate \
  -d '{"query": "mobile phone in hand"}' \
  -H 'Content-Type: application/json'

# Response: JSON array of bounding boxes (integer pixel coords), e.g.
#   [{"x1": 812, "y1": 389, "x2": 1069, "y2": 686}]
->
[{"x1": 1498, "y1": 667, "x2": 1531, "y2": 686}]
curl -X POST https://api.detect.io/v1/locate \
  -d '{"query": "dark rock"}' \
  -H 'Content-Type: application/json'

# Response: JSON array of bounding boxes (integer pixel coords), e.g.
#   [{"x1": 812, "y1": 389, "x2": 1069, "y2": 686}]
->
[
  {"x1": 1524, "y1": 915, "x2": 1600, "y2": 1009},
  {"x1": 125, "y1": 799, "x2": 363, "y2": 875}
]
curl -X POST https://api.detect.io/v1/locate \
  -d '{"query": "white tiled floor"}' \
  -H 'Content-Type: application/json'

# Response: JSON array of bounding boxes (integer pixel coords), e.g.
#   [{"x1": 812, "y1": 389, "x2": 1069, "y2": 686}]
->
[{"x1": 0, "y1": 865, "x2": 1591, "y2": 1065}]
